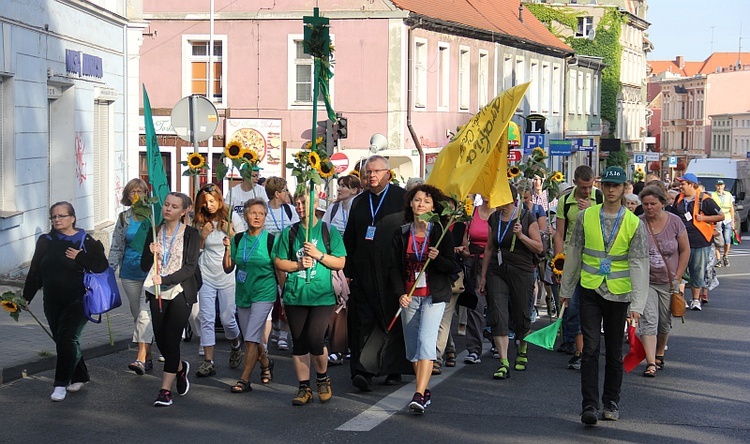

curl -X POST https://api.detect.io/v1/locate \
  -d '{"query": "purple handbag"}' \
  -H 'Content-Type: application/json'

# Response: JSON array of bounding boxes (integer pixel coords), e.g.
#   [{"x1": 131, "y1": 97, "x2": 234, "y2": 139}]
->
[{"x1": 80, "y1": 238, "x2": 122, "y2": 323}]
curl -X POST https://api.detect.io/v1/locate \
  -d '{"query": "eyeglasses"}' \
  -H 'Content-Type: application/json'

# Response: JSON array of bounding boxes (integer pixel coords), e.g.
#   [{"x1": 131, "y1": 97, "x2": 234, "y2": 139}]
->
[
  {"x1": 365, "y1": 168, "x2": 388, "y2": 176},
  {"x1": 49, "y1": 215, "x2": 72, "y2": 221}
]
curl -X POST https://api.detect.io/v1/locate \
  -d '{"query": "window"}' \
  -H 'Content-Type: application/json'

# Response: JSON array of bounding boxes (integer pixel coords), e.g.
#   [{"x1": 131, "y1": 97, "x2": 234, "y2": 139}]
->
[
  {"x1": 503, "y1": 55, "x2": 513, "y2": 90},
  {"x1": 437, "y1": 43, "x2": 450, "y2": 110},
  {"x1": 288, "y1": 36, "x2": 337, "y2": 108},
  {"x1": 576, "y1": 17, "x2": 594, "y2": 38},
  {"x1": 414, "y1": 39, "x2": 427, "y2": 108},
  {"x1": 568, "y1": 70, "x2": 576, "y2": 114},
  {"x1": 93, "y1": 101, "x2": 111, "y2": 225},
  {"x1": 585, "y1": 72, "x2": 592, "y2": 115},
  {"x1": 0, "y1": 78, "x2": 4, "y2": 210},
  {"x1": 459, "y1": 46, "x2": 470, "y2": 111},
  {"x1": 592, "y1": 74, "x2": 599, "y2": 115},
  {"x1": 541, "y1": 63, "x2": 550, "y2": 113},
  {"x1": 514, "y1": 57, "x2": 524, "y2": 86},
  {"x1": 529, "y1": 60, "x2": 539, "y2": 112},
  {"x1": 183, "y1": 36, "x2": 227, "y2": 107},
  {"x1": 552, "y1": 64, "x2": 561, "y2": 113},
  {"x1": 478, "y1": 50, "x2": 489, "y2": 109},
  {"x1": 577, "y1": 71, "x2": 584, "y2": 114}
]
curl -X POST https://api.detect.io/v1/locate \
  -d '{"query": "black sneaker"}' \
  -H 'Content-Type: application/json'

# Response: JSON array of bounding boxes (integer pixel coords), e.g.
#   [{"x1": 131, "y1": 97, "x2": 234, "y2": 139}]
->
[
  {"x1": 176, "y1": 360, "x2": 190, "y2": 396},
  {"x1": 423, "y1": 389, "x2": 431, "y2": 407},
  {"x1": 408, "y1": 392, "x2": 425, "y2": 414},
  {"x1": 601, "y1": 401, "x2": 619, "y2": 421},
  {"x1": 568, "y1": 353, "x2": 581, "y2": 370},
  {"x1": 581, "y1": 405, "x2": 598, "y2": 426},
  {"x1": 153, "y1": 389, "x2": 173, "y2": 407}
]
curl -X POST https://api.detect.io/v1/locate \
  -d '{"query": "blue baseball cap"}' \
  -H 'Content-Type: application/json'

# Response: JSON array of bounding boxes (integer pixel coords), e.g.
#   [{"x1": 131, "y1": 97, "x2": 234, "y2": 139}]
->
[{"x1": 677, "y1": 173, "x2": 698, "y2": 184}]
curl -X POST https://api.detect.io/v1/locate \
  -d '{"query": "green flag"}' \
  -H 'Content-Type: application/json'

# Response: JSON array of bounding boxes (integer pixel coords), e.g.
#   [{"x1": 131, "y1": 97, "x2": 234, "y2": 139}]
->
[
  {"x1": 142, "y1": 85, "x2": 170, "y2": 225},
  {"x1": 524, "y1": 305, "x2": 566, "y2": 351},
  {"x1": 316, "y1": 58, "x2": 336, "y2": 121}
]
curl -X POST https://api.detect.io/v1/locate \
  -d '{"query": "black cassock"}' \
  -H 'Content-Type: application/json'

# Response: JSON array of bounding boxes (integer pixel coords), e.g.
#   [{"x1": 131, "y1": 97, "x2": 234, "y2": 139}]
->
[{"x1": 344, "y1": 185, "x2": 411, "y2": 378}]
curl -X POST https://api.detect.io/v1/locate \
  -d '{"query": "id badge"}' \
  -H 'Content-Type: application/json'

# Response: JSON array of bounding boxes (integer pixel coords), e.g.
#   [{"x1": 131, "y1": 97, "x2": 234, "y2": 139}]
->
[
  {"x1": 497, "y1": 250, "x2": 503, "y2": 265},
  {"x1": 684, "y1": 212, "x2": 692, "y2": 222},
  {"x1": 236, "y1": 270, "x2": 248, "y2": 283},
  {"x1": 415, "y1": 271, "x2": 427, "y2": 288},
  {"x1": 598, "y1": 258, "x2": 612, "y2": 276},
  {"x1": 365, "y1": 225, "x2": 376, "y2": 240}
]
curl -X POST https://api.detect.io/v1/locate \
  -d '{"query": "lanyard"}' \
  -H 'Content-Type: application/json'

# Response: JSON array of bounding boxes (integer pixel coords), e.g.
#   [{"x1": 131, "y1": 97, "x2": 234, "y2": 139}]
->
[
  {"x1": 160, "y1": 222, "x2": 181, "y2": 271},
  {"x1": 601, "y1": 207, "x2": 625, "y2": 253},
  {"x1": 241, "y1": 231, "x2": 263, "y2": 265},
  {"x1": 339, "y1": 203, "x2": 348, "y2": 228},
  {"x1": 269, "y1": 206, "x2": 285, "y2": 232},
  {"x1": 369, "y1": 185, "x2": 390, "y2": 225},
  {"x1": 410, "y1": 223, "x2": 432, "y2": 262},
  {"x1": 497, "y1": 206, "x2": 518, "y2": 247}
]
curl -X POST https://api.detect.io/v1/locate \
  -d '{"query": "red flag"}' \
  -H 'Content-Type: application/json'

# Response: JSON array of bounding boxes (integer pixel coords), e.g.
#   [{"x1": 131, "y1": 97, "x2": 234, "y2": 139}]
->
[{"x1": 623, "y1": 324, "x2": 646, "y2": 373}]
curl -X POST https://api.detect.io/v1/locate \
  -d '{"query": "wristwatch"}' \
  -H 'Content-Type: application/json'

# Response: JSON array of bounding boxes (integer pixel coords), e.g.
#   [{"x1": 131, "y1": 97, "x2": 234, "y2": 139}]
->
[{"x1": 319, "y1": 253, "x2": 326, "y2": 262}]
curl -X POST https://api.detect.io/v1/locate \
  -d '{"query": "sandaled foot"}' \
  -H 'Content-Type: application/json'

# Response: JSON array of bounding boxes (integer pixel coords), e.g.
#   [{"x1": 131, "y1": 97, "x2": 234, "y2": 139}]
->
[
  {"x1": 655, "y1": 355, "x2": 665, "y2": 370},
  {"x1": 260, "y1": 358, "x2": 274, "y2": 384},
  {"x1": 514, "y1": 351, "x2": 528, "y2": 371},
  {"x1": 493, "y1": 364, "x2": 510, "y2": 380},
  {"x1": 432, "y1": 361, "x2": 442, "y2": 375},
  {"x1": 444, "y1": 352, "x2": 457, "y2": 367},
  {"x1": 643, "y1": 363, "x2": 657, "y2": 377},
  {"x1": 231, "y1": 379, "x2": 252, "y2": 393}
]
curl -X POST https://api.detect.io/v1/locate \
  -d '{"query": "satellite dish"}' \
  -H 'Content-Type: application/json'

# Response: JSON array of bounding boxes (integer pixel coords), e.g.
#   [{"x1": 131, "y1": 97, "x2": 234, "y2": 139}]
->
[
  {"x1": 587, "y1": 28, "x2": 596, "y2": 40},
  {"x1": 369, "y1": 133, "x2": 388, "y2": 153}
]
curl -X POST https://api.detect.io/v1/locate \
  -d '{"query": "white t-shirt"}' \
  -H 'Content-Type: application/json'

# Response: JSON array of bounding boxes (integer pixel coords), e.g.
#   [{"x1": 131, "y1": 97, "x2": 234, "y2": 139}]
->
[
  {"x1": 265, "y1": 203, "x2": 299, "y2": 235},
  {"x1": 198, "y1": 221, "x2": 235, "y2": 289},
  {"x1": 321, "y1": 198, "x2": 354, "y2": 235},
  {"x1": 226, "y1": 183, "x2": 269, "y2": 232}
]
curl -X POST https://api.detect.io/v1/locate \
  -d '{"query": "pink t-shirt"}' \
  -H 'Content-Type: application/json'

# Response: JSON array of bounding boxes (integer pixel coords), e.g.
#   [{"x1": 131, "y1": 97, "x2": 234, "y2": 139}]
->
[
  {"x1": 468, "y1": 210, "x2": 491, "y2": 257},
  {"x1": 640, "y1": 212, "x2": 686, "y2": 284}
]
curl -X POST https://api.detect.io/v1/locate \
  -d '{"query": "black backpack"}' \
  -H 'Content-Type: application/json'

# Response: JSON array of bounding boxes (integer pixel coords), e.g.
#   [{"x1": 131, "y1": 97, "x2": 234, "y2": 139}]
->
[
  {"x1": 288, "y1": 222, "x2": 331, "y2": 260},
  {"x1": 560, "y1": 186, "x2": 604, "y2": 242},
  {"x1": 233, "y1": 231, "x2": 275, "y2": 256}
]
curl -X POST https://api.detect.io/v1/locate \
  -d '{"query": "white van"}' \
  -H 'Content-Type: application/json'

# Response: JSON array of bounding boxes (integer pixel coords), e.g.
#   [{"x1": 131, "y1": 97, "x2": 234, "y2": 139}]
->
[{"x1": 686, "y1": 158, "x2": 750, "y2": 231}]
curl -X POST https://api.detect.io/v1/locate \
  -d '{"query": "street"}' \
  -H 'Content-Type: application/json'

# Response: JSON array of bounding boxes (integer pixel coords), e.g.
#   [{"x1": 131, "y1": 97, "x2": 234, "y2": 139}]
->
[{"x1": 2, "y1": 242, "x2": 749, "y2": 443}]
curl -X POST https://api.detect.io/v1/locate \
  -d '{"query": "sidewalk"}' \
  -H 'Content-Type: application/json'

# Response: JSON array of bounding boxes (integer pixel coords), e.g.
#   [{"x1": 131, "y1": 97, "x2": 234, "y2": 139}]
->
[{"x1": 0, "y1": 283, "x2": 135, "y2": 384}]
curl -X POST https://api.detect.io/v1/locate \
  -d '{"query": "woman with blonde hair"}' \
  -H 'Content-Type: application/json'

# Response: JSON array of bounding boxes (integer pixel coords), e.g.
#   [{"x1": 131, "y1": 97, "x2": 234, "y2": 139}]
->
[{"x1": 193, "y1": 183, "x2": 242, "y2": 377}]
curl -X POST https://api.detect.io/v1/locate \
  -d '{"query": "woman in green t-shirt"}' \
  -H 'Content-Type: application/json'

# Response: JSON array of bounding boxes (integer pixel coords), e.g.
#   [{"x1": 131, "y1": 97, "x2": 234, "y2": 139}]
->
[
  {"x1": 222, "y1": 198, "x2": 278, "y2": 393},
  {"x1": 273, "y1": 193, "x2": 347, "y2": 406}
]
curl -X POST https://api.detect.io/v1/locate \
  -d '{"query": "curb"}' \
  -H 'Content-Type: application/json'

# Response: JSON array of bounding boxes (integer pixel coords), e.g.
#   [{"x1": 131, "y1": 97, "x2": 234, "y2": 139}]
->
[{"x1": 0, "y1": 338, "x2": 132, "y2": 385}]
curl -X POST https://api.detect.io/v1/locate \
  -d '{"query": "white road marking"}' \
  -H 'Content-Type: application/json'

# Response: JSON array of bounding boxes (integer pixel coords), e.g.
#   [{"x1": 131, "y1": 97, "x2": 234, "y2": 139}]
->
[{"x1": 714, "y1": 273, "x2": 748, "y2": 278}]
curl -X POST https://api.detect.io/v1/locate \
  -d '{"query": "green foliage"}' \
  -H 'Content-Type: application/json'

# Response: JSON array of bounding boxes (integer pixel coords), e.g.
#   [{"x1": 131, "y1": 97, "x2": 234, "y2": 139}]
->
[
  {"x1": 606, "y1": 146, "x2": 629, "y2": 168},
  {"x1": 525, "y1": 4, "x2": 581, "y2": 35}
]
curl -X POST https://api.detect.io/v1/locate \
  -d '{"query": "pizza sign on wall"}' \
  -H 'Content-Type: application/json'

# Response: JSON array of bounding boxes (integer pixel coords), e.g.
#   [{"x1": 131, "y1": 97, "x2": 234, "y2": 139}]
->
[{"x1": 225, "y1": 119, "x2": 282, "y2": 178}]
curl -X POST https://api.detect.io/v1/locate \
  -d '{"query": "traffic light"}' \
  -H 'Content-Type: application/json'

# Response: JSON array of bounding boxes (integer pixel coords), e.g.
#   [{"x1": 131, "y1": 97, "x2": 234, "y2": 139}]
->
[
  {"x1": 336, "y1": 113, "x2": 348, "y2": 139},
  {"x1": 325, "y1": 119, "x2": 336, "y2": 156}
]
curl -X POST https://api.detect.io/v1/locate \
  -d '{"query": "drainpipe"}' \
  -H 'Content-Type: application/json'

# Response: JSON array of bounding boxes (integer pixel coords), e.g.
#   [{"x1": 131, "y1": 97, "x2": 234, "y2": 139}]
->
[
  {"x1": 406, "y1": 21, "x2": 425, "y2": 178},
  {"x1": 518, "y1": 2, "x2": 523, "y2": 24}
]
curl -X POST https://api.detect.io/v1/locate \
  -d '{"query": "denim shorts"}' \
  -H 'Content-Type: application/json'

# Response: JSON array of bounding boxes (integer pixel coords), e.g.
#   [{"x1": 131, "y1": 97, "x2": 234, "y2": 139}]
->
[
  {"x1": 686, "y1": 246, "x2": 712, "y2": 288},
  {"x1": 401, "y1": 296, "x2": 445, "y2": 362}
]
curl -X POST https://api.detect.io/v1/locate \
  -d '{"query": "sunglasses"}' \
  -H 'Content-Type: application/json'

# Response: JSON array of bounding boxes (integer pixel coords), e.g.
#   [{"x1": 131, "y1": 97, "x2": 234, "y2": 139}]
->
[{"x1": 199, "y1": 184, "x2": 216, "y2": 194}]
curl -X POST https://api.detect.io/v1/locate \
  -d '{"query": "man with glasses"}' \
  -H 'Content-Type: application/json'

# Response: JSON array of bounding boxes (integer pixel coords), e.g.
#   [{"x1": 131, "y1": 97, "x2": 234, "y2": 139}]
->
[
  {"x1": 344, "y1": 155, "x2": 408, "y2": 391},
  {"x1": 225, "y1": 165, "x2": 268, "y2": 232},
  {"x1": 667, "y1": 173, "x2": 724, "y2": 311}
]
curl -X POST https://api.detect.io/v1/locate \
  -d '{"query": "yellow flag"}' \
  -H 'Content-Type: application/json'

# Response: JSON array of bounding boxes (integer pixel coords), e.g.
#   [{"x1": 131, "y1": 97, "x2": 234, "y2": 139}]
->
[{"x1": 426, "y1": 82, "x2": 530, "y2": 208}]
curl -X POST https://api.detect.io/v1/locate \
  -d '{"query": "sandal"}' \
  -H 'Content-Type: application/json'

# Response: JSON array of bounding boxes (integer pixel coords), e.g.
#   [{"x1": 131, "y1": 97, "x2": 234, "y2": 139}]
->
[
  {"x1": 432, "y1": 361, "x2": 442, "y2": 375},
  {"x1": 655, "y1": 355, "x2": 665, "y2": 370},
  {"x1": 260, "y1": 358, "x2": 274, "y2": 384},
  {"x1": 643, "y1": 363, "x2": 657, "y2": 378},
  {"x1": 514, "y1": 351, "x2": 528, "y2": 371},
  {"x1": 445, "y1": 352, "x2": 457, "y2": 368},
  {"x1": 231, "y1": 379, "x2": 252, "y2": 393},
  {"x1": 493, "y1": 364, "x2": 510, "y2": 380}
]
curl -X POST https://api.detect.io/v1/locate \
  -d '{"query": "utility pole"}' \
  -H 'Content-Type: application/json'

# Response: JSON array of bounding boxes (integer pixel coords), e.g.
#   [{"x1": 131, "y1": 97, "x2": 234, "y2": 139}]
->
[{"x1": 710, "y1": 26, "x2": 715, "y2": 53}]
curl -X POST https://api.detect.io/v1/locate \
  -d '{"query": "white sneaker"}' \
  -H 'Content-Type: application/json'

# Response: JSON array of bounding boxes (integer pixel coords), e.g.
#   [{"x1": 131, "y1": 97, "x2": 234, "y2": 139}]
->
[
  {"x1": 67, "y1": 382, "x2": 86, "y2": 392},
  {"x1": 277, "y1": 339, "x2": 289, "y2": 351},
  {"x1": 464, "y1": 352, "x2": 481, "y2": 364},
  {"x1": 51, "y1": 387, "x2": 67, "y2": 402},
  {"x1": 690, "y1": 299, "x2": 702, "y2": 311}
]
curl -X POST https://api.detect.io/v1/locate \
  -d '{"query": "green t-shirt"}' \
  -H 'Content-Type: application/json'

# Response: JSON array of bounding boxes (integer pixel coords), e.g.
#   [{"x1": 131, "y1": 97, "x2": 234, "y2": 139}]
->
[
  {"x1": 273, "y1": 221, "x2": 346, "y2": 306},
  {"x1": 231, "y1": 230, "x2": 277, "y2": 307}
]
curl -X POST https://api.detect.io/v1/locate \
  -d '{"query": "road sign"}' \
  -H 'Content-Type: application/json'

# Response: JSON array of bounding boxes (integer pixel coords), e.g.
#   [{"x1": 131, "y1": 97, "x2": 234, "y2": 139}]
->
[
  {"x1": 507, "y1": 149, "x2": 522, "y2": 162},
  {"x1": 645, "y1": 152, "x2": 660, "y2": 162},
  {"x1": 171, "y1": 95, "x2": 219, "y2": 143},
  {"x1": 330, "y1": 152, "x2": 349, "y2": 173},
  {"x1": 669, "y1": 156, "x2": 677, "y2": 167},
  {"x1": 634, "y1": 153, "x2": 645, "y2": 164},
  {"x1": 578, "y1": 138, "x2": 595, "y2": 152},
  {"x1": 549, "y1": 140, "x2": 572, "y2": 156},
  {"x1": 523, "y1": 134, "x2": 545, "y2": 154}
]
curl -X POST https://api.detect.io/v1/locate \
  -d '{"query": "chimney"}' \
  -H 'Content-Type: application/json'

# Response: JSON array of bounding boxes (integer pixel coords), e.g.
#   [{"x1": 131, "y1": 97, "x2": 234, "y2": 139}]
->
[
  {"x1": 519, "y1": 2, "x2": 523, "y2": 23},
  {"x1": 675, "y1": 55, "x2": 684, "y2": 69}
]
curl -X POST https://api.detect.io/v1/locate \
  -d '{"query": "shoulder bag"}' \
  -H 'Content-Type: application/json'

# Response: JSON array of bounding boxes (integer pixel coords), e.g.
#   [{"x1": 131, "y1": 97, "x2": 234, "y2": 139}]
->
[
  {"x1": 80, "y1": 237, "x2": 122, "y2": 323},
  {"x1": 646, "y1": 218, "x2": 685, "y2": 318}
]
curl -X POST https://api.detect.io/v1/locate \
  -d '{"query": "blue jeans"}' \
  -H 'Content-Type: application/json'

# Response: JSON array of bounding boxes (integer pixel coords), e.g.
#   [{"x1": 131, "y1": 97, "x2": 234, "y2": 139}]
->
[
  {"x1": 720, "y1": 222, "x2": 733, "y2": 245},
  {"x1": 562, "y1": 283, "x2": 582, "y2": 343},
  {"x1": 686, "y1": 246, "x2": 712, "y2": 289},
  {"x1": 401, "y1": 296, "x2": 445, "y2": 362}
]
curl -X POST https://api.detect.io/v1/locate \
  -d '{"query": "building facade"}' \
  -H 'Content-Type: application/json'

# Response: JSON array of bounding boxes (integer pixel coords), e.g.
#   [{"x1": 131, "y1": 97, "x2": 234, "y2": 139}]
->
[
  {"x1": 0, "y1": 1, "x2": 144, "y2": 276},
  {"x1": 710, "y1": 112, "x2": 750, "y2": 159}
]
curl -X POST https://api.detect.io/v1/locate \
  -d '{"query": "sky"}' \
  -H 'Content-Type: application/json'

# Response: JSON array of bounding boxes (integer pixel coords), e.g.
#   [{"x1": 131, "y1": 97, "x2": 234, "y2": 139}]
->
[{"x1": 647, "y1": 0, "x2": 750, "y2": 61}]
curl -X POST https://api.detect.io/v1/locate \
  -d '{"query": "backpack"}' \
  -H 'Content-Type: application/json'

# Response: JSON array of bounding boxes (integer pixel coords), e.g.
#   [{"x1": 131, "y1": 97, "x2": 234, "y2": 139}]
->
[
  {"x1": 78, "y1": 236, "x2": 122, "y2": 323},
  {"x1": 288, "y1": 222, "x2": 331, "y2": 259},
  {"x1": 281, "y1": 203, "x2": 293, "y2": 221},
  {"x1": 560, "y1": 186, "x2": 604, "y2": 242},
  {"x1": 233, "y1": 231, "x2": 275, "y2": 256}
]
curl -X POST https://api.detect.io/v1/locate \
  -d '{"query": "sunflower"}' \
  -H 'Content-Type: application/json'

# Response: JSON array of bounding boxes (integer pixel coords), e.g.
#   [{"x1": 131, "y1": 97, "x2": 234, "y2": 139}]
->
[
  {"x1": 389, "y1": 170, "x2": 397, "y2": 181},
  {"x1": 349, "y1": 170, "x2": 360, "y2": 178},
  {"x1": 294, "y1": 151, "x2": 306, "y2": 161},
  {"x1": 224, "y1": 142, "x2": 243, "y2": 160},
  {"x1": 550, "y1": 171, "x2": 565, "y2": 182},
  {"x1": 507, "y1": 166, "x2": 521, "y2": 179},
  {"x1": 308, "y1": 151, "x2": 321, "y2": 169},
  {"x1": 242, "y1": 149, "x2": 260, "y2": 164},
  {"x1": 463, "y1": 198, "x2": 474, "y2": 217},
  {"x1": 551, "y1": 253, "x2": 566, "y2": 276},
  {"x1": 635, "y1": 167, "x2": 645, "y2": 174},
  {"x1": 532, "y1": 147, "x2": 547, "y2": 161},
  {"x1": 1, "y1": 300, "x2": 18, "y2": 313},
  {"x1": 131, "y1": 193, "x2": 140, "y2": 205},
  {"x1": 186, "y1": 153, "x2": 206, "y2": 170},
  {"x1": 317, "y1": 161, "x2": 335, "y2": 179}
]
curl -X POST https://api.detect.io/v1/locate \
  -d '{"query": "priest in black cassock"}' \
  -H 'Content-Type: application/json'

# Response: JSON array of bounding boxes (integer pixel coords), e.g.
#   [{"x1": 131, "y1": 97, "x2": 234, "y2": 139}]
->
[{"x1": 344, "y1": 155, "x2": 409, "y2": 391}]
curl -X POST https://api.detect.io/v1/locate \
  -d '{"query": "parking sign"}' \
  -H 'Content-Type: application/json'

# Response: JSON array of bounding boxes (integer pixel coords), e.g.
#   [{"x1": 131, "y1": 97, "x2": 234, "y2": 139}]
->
[{"x1": 523, "y1": 134, "x2": 545, "y2": 155}]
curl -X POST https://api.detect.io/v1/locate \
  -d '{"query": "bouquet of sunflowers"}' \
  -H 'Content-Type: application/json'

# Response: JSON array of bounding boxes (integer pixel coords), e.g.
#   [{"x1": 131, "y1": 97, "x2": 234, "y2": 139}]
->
[{"x1": 286, "y1": 136, "x2": 336, "y2": 196}]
